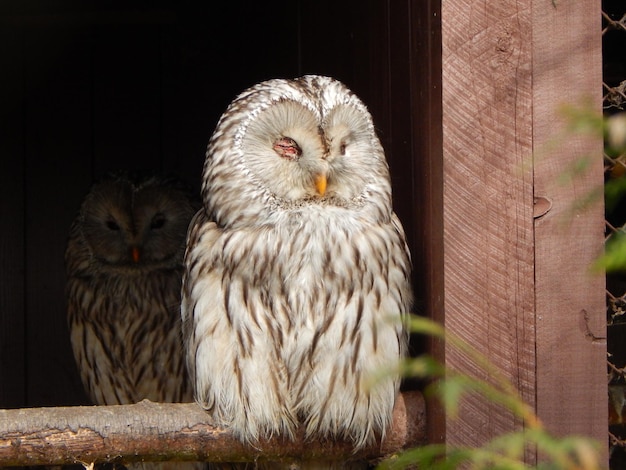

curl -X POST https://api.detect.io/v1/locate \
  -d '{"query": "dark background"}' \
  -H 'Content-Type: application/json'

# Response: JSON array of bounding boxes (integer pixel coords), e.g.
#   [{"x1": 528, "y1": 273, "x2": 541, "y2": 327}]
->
[{"x1": 0, "y1": 0, "x2": 440, "y2": 408}]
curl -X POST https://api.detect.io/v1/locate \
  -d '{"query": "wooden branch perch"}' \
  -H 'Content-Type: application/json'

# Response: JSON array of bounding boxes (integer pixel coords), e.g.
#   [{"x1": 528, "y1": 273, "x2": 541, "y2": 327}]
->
[{"x1": 0, "y1": 391, "x2": 425, "y2": 467}]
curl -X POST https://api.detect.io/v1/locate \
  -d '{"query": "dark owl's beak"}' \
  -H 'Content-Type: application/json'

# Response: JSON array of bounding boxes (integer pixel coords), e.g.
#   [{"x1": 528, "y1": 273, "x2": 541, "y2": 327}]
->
[
  {"x1": 314, "y1": 173, "x2": 327, "y2": 196},
  {"x1": 131, "y1": 246, "x2": 140, "y2": 263}
]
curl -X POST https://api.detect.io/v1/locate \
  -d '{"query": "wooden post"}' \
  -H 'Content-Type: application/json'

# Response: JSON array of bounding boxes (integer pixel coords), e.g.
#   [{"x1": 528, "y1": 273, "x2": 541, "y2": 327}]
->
[
  {"x1": 437, "y1": 0, "x2": 606, "y2": 463},
  {"x1": 441, "y1": 0, "x2": 535, "y2": 449},
  {"x1": 532, "y1": 0, "x2": 606, "y2": 446}
]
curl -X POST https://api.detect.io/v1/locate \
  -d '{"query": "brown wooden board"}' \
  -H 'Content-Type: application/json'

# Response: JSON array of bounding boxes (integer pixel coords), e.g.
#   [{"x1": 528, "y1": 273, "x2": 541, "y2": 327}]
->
[
  {"x1": 437, "y1": 0, "x2": 607, "y2": 462},
  {"x1": 532, "y1": 0, "x2": 607, "y2": 454},
  {"x1": 410, "y1": 0, "x2": 445, "y2": 443},
  {"x1": 440, "y1": 0, "x2": 536, "y2": 453}
]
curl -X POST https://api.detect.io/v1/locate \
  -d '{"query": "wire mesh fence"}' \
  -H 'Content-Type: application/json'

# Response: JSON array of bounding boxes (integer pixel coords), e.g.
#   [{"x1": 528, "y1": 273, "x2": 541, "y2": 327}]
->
[{"x1": 603, "y1": 2, "x2": 626, "y2": 468}]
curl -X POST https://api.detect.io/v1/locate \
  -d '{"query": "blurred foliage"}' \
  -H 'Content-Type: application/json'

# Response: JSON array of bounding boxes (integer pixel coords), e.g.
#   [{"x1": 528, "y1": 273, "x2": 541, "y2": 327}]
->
[
  {"x1": 376, "y1": 107, "x2": 619, "y2": 469},
  {"x1": 598, "y1": 112, "x2": 626, "y2": 272},
  {"x1": 378, "y1": 316, "x2": 604, "y2": 470}
]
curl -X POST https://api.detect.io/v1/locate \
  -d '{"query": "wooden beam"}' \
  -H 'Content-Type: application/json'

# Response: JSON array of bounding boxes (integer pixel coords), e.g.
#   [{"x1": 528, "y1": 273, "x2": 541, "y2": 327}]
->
[
  {"x1": 0, "y1": 392, "x2": 425, "y2": 467},
  {"x1": 439, "y1": 0, "x2": 606, "y2": 463},
  {"x1": 440, "y1": 0, "x2": 535, "y2": 452},
  {"x1": 532, "y1": 0, "x2": 606, "y2": 450},
  {"x1": 410, "y1": 0, "x2": 445, "y2": 445}
]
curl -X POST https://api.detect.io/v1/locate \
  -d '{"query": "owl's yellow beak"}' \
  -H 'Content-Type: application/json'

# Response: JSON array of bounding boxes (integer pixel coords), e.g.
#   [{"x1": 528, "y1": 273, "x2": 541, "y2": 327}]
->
[{"x1": 314, "y1": 173, "x2": 327, "y2": 196}]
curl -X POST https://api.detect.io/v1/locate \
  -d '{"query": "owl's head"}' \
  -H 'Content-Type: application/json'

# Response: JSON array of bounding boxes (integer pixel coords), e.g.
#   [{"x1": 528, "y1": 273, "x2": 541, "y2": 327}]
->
[
  {"x1": 73, "y1": 171, "x2": 199, "y2": 272},
  {"x1": 203, "y1": 75, "x2": 393, "y2": 227}
]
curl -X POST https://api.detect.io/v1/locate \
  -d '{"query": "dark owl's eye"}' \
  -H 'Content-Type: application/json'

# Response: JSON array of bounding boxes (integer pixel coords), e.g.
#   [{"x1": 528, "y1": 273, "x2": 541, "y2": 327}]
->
[
  {"x1": 339, "y1": 142, "x2": 347, "y2": 155},
  {"x1": 106, "y1": 219, "x2": 120, "y2": 231},
  {"x1": 150, "y1": 213, "x2": 166, "y2": 230}
]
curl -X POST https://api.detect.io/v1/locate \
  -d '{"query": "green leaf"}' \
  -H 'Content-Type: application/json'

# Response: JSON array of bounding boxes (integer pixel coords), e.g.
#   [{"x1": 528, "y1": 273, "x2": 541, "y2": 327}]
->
[
  {"x1": 605, "y1": 176, "x2": 626, "y2": 215},
  {"x1": 407, "y1": 316, "x2": 446, "y2": 338},
  {"x1": 431, "y1": 375, "x2": 476, "y2": 418},
  {"x1": 597, "y1": 232, "x2": 626, "y2": 272},
  {"x1": 401, "y1": 355, "x2": 445, "y2": 379}
]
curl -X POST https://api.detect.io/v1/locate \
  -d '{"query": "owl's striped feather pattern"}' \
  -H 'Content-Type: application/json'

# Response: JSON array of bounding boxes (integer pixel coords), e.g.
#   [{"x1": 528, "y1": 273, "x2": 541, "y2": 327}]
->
[{"x1": 66, "y1": 263, "x2": 192, "y2": 405}]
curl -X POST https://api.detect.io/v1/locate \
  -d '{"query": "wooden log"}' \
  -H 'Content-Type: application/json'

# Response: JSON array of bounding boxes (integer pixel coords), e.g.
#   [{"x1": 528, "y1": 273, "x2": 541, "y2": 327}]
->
[{"x1": 0, "y1": 391, "x2": 425, "y2": 467}]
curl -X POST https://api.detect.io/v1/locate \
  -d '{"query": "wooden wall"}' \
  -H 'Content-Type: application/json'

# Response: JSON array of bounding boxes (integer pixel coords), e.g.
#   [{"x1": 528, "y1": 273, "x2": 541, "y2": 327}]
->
[
  {"x1": 436, "y1": 0, "x2": 606, "y2": 461},
  {"x1": 533, "y1": 0, "x2": 606, "y2": 443}
]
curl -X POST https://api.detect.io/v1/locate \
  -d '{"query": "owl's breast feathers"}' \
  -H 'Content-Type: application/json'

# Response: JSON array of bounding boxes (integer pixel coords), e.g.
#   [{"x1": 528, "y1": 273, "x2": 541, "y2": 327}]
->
[
  {"x1": 184, "y1": 205, "x2": 412, "y2": 447},
  {"x1": 66, "y1": 265, "x2": 190, "y2": 405}
]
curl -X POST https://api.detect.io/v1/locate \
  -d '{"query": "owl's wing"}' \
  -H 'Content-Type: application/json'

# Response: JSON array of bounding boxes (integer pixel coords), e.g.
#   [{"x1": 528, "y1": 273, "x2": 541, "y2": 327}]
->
[
  {"x1": 382, "y1": 212, "x2": 413, "y2": 360},
  {"x1": 182, "y1": 209, "x2": 300, "y2": 441},
  {"x1": 390, "y1": 211, "x2": 413, "y2": 301},
  {"x1": 68, "y1": 311, "x2": 137, "y2": 405},
  {"x1": 182, "y1": 209, "x2": 217, "y2": 406}
]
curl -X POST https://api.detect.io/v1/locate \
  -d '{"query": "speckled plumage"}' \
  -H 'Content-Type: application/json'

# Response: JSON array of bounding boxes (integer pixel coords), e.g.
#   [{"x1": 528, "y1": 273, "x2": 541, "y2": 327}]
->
[{"x1": 182, "y1": 76, "x2": 413, "y2": 468}]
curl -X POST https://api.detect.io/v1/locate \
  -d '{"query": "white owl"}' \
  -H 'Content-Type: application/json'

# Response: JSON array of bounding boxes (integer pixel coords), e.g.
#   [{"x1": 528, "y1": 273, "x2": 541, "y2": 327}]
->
[{"x1": 182, "y1": 75, "x2": 413, "y2": 467}]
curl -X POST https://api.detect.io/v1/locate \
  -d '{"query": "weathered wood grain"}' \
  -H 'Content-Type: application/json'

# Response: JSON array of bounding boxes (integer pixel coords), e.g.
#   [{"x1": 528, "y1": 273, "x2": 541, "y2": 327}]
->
[
  {"x1": 0, "y1": 392, "x2": 425, "y2": 466},
  {"x1": 441, "y1": 0, "x2": 535, "y2": 451},
  {"x1": 439, "y1": 0, "x2": 606, "y2": 462},
  {"x1": 532, "y1": 0, "x2": 606, "y2": 449}
]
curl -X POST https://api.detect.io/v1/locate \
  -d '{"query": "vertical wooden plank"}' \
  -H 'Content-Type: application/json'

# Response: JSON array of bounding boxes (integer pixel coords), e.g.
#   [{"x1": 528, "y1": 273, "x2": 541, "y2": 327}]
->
[
  {"x1": 385, "y1": 0, "x2": 416, "y2": 250},
  {"x1": 411, "y1": 0, "x2": 445, "y2": 443},
  {"x1": 532, "y1": 0, "x2": 607, "y2": 449},
  {"x1": 441, "y1": 0, "x2": 535, "y2": 450},
  {"x1": 0, "y1": 23, "x2": 26, "y2": 408}
]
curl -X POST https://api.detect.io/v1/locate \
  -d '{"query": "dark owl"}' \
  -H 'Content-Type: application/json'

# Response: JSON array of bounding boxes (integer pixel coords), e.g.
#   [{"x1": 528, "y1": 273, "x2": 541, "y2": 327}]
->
[{"x1": 65, "y1": 171, "x2": 199, "y2": 406}]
